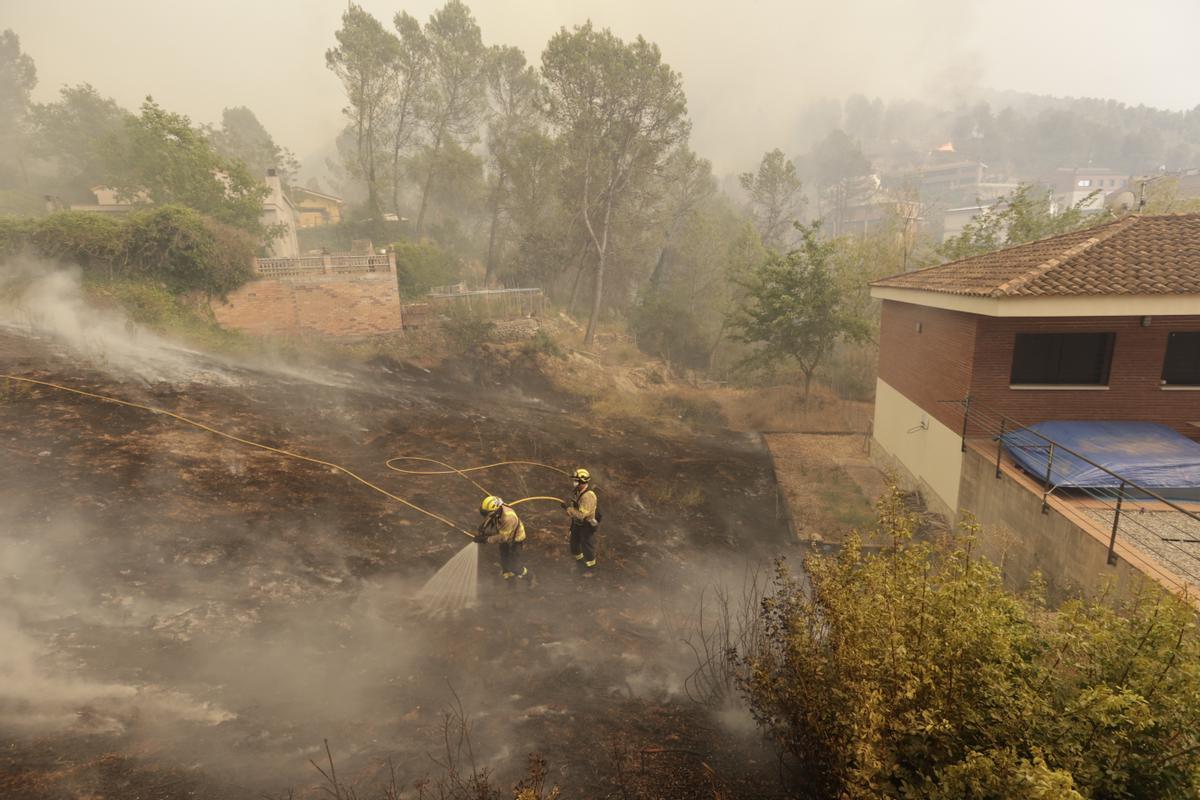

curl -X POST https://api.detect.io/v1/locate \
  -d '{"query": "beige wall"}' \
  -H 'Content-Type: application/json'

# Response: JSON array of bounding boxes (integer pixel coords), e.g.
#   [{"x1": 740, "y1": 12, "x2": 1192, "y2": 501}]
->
[{"x1": 872, "y1": 377, "x2": 964, "y2": 515}]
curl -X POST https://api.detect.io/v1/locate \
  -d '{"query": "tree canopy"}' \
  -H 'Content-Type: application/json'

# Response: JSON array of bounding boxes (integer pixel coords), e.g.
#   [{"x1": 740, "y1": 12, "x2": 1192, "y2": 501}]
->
[{"x1": 732, "y1": 222, "x2": 869, "y2": 398}]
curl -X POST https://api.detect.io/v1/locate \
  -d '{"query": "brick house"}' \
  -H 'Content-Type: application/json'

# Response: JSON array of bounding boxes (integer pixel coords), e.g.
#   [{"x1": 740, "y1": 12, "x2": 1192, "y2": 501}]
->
[{"x1": 868, "y1": 213, "x2": 1200, "y2": 518}]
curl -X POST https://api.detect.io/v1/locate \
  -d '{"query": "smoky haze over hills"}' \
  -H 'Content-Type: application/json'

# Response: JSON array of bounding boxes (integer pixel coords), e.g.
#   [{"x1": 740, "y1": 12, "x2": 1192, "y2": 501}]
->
[{"x1": 7, "y1": 0, "x2": 1200, "y2": 178}]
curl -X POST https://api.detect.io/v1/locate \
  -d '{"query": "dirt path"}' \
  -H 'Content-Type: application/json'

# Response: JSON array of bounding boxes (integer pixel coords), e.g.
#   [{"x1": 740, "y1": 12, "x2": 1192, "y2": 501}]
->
[{"x1": 0, "y1": 331, "x2": 791, "y2": 799}]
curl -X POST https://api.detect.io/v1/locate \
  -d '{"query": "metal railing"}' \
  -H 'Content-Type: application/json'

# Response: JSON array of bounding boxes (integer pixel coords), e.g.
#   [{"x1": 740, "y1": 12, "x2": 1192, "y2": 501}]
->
[
  {"x1": 253, "y1": 254, "x2": 392, "y2": 278},
  {"x1": 945, "y1": 396, "x2": 1200, "y2": 586}
]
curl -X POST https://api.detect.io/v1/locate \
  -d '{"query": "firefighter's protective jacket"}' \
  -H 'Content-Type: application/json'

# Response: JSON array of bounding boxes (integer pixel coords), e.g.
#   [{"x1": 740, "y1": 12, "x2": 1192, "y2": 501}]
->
[
  {"x1": 480, "y1": 506, "x2": 526, "y2": 544},
  {"x1": 567, "y1": 486, "x2": 598, "y2": 526}
]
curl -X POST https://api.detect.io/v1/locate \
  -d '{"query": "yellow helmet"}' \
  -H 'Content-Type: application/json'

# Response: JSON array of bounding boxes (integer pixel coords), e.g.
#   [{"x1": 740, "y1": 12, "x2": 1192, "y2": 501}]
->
[
  {"x1": 480, "y1": 495, "x2": 504, "y2": 516},
  {"x1": 572, "y1": 468, "x2": 591, "y2": 483}
]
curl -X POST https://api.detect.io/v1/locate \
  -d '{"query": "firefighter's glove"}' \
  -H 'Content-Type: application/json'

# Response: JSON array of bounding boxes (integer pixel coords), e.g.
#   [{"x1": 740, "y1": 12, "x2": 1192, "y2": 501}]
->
[{"x1": 560, "y1": 499, "x2": 569, "y2": 509}]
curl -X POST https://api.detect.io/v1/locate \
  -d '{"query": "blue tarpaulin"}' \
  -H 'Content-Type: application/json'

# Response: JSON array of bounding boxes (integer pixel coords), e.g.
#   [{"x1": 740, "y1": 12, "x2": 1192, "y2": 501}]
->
[{"x1": 1002, "y1": 421, "x2": 1200, "y2": 492}]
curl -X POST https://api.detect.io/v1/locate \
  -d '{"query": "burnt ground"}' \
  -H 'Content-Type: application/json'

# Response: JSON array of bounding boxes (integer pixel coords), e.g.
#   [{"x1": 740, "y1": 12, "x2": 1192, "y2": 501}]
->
[{"x1": 0, "y1": 329, "x2": 795, "y2": 800}]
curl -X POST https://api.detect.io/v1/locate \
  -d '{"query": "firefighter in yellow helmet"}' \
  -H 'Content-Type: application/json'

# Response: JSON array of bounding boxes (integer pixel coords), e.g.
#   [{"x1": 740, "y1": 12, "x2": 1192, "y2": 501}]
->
[
  {"x1": 561, "y1": 468, "x2": 600, "y2": 575},
  {"x1": 474, "y1": 495, "x2": 531, "y2": 586}
]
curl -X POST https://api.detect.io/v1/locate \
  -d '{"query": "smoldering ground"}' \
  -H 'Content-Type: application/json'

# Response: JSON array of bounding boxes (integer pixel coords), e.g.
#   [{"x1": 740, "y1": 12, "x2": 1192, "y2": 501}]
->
[{"x1": 0, "y1": 268, "x2": 793, "y2": 798}]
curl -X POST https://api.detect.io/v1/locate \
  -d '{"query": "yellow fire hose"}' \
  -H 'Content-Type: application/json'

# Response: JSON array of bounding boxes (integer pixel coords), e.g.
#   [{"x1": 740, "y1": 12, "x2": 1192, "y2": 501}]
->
[{"x1": 0, "y1": 374, "x2": 571, "y2": 539}]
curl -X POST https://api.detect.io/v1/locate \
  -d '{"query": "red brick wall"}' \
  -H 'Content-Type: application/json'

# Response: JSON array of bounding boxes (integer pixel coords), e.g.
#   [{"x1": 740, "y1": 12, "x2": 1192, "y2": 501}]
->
[
  {"x1": 878, "y1": 300, "x2": 979, "y2": 429},
  {"x1": 969, "y1": 315, "x2": 1200, "y2": 439},
  {"x1": 212, "y1": 274, "x2": 403, "y2": 337}
]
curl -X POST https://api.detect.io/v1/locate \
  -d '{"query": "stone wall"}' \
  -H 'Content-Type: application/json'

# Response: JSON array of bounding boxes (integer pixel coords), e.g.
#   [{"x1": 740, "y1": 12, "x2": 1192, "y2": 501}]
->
[{"x1": 212, "y1": 273, "x2": 403, "y2": 337}]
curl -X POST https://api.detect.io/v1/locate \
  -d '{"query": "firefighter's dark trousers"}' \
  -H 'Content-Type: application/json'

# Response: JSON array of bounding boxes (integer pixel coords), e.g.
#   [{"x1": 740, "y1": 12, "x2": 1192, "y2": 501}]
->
[
  {"x1": 569, "y1": 522, "x2": 597, "y2": 569},
  {"x1": 499, "y1": 540, "x2": 527, "y2": 581}
]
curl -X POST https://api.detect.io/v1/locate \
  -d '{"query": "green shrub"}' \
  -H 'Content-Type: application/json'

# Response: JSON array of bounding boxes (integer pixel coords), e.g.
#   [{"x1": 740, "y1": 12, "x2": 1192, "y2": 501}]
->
[
  {"x1": 124, "y1": 205, "x2": 255, "y2": 296},
  {"x1": 0, "y1": 206, "x2": 256, "y2": 297},
  {"x1": 0, "y1": 215, "x2": 35, "y2": 258},
  {"x1": 736, "y1": 488, "x2": 1200, "y2": 799},
  {"x1": 391, "y1": 239, "x2": 461, "y2": 297},
  {"x1": 443, "y1": 314, "x2": 496, "y2": 355},
  {"x1": 521, "y1": 328, "x2": 567, "y2": 360},
  {"x1": 28, "y1": 211, "x2": 129, "y2": 274}
]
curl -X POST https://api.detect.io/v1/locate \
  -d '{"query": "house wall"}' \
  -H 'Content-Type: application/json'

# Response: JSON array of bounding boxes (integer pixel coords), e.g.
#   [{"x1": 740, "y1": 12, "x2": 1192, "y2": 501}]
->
[
  {"x1": 872, "y1": 378, "x2": 963, "y2": 516},
  {"x1": 212, "y1": 274, "x2": 402, "y2": 337},
  {"x1": 968, "y1": 314, "x2": 1200, "y2": 440},
  {"x1": 877, "y1": 300, "x2": 979, "y2": 429}
]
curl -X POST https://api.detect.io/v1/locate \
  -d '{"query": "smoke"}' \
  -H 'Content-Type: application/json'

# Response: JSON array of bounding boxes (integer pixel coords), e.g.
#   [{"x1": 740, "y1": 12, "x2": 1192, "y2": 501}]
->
[{"x1": 0, "y1": 259, "x2": 236, "y2": 385}]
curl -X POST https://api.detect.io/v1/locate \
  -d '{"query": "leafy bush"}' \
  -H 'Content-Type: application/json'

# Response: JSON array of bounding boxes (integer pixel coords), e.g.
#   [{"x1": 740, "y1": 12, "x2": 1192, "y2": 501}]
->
[
  {"x1": 521, "y1": 328, "x2": 567, "y2": 360},
  {"x1": 443, "y1": 314, "x2": 496, "y2": 355},
  {"x1": 0, "y1": 206, "x2": 255, "y2": 297},
  {"x1": 124, "y1": 206, "x2": 255, "y2": 295},
  {"x1": 391, "y1": 239, "x2": 461, "y2": 297},
  {"x1": 28, "y1": 211, "x2": 129, "y2": 273},
  {"x1": 736, "y1": 488, "x2": 1200, "y2": 799},
  {"x1": 0, "y1": 215, "x2": 35, "y2": 258}
]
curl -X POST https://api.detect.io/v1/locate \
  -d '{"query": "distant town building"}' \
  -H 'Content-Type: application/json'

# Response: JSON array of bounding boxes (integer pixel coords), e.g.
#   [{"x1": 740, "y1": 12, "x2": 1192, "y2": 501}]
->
[
  {"x1": 289, "y1": 187, "x2": 345, "y2": 228},
  {"x1": 1053, "y1": 167, "x2": 1126, "y2": 213}
]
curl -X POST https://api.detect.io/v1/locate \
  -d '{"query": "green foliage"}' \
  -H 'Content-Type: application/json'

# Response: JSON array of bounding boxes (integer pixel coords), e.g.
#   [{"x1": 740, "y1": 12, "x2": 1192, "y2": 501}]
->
[
  {"x1": 123, "y1": 206, "x2": 256, "y2": 295},
  {"x1": 326, "y1": 5, "x2": 401, "y2": 218},
  {"x1": 28, "y1": 211, "x2": 128, "y2": 272},
  {"x1": 732, "y1": 222, "x2": 869, "y2": 397},
  {"x1": 390, "y1": 239, "x2": 461, "y2": 296},
  {"x1": 415, "y1": 0, "x2": 489, "y2": 237},
  {"x1": 207, "y1": 106, "x2": 299, "y2": 185},
  {"x1": 938, "y1": 183, "x2": 1110, "y2": 262},
  {"x1": 0, "y1": 29, "x2": 36, "y2": 160},
  {"x1": 542, "y1": 20, "x2": 691, "y2": 345},
  {"x1": 103, "y1": 99, "x2": 269, "y2": 234},
  {"x1": 442, "y1": 312, "x2": 496, "y2": 355},
  {"x1": 736, "y1": 488, "x2": 1200, "y2": 799},
  {"x1": 1, "y1": 206, "x2": 255, "y2": 296},
  {"x1": 30, "y1": 83, "x2": 132, "y2": 191},
  {"x1": 630, "y1": 288, "x2": 712, "y2": 369},
  {"x1": 0, "y1": 215, "x2": 34, "y2": 257},
  {"x1": 521, "y1": 328, "x2": 566, "y2": 360},
  {"x1": 740, "y1": 148, "x2": 804, "y2": 250}
]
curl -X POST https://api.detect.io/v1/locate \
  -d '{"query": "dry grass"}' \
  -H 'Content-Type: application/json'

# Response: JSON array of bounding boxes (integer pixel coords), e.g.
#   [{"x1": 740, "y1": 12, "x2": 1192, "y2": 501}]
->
[
  {"x1": 765, "y1": 433, "x2": 879, "y2": 543},
  {"x1": 711, "y1": 384, "x2": 872, "y2": 433}
]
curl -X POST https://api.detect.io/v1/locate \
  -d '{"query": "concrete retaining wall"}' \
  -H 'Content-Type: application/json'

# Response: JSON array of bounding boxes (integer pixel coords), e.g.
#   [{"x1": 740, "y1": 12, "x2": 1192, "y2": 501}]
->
[{"x1": 957, "y1": 444, "x2": 1184, "y2": 601}]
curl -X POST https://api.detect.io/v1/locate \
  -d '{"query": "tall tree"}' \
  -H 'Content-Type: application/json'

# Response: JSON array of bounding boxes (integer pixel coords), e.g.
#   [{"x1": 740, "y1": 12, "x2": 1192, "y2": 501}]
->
[
  {"x1": 0, "y1": 29, "x2": 37, "y2": 188},
  {"x1": 326, "y1": 7, "x2": 399, "y2": 219},
  {"x1": 739, "y1": 148, "x2": 804, "y2": 250},
  {"x1": 207, "y1": 106, "x2": 299, "y2": 185},
  {"x1": 482, "y1": 44, "x2": 542, "y2": 285},
  {"x1": 542, "y1": 22, "x2": 690, "y2": 346},
  {"x1": 386, "y1": 11, "x2": 429, "y2": 216},
  {"x1": 647, "y1": 146, "x2": 715, "y2": 287},
  {"x1": 812, "y1": 129, "x2": 871, "y2": 237},
  {"x1": 732, "y1": 223, "x2": 868, "y2": 400},
  {"x1": 31, "y1": 83, "x2": 131, "y2": 193},
  {"x1": 103, "y1": 98, "x2": 269, "y2": 234},
  {"x1": 414, "y1": 0, "x2": 487, "y2": 237}
]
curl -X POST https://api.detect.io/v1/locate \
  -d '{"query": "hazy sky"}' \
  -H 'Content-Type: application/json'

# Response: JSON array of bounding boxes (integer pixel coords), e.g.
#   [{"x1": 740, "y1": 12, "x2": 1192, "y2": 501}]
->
[{"x1": 7, "y1": 0, "x2": 1200, "y2": 178}]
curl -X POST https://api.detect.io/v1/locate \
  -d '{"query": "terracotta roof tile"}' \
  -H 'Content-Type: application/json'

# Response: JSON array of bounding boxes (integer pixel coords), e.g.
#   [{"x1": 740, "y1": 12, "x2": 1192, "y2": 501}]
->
[{"x1": 871, "y1": 213, "x2": 1200, "y2": 297}]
